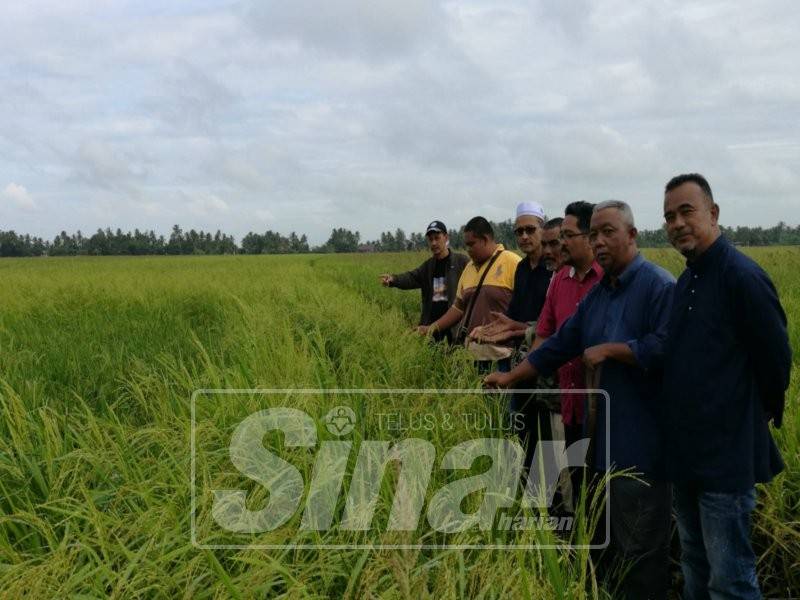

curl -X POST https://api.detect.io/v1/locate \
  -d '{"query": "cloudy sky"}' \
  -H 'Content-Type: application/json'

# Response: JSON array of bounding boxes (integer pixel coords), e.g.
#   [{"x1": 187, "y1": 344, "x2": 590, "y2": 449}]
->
[{"x1": 1, "y1": 0, "x2": 798, "y2": 245}]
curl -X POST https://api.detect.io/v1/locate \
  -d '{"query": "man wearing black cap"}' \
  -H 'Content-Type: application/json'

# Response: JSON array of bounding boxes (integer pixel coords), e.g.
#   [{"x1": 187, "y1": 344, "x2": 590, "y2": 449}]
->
[{"x1": 380, "y1": 220, "x2": 469, "y2": 342}]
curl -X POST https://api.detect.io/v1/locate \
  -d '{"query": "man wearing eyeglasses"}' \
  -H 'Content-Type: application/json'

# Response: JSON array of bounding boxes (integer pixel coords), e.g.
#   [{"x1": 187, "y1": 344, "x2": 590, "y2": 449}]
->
[
  {"x1": 531, "y1": 201, "x2": 603, "y2": 511},
  {"x1": 469, "y1": 202, "x2": 553, "y2": 344},
  {"x1": 534, "y1": 202, "x2": 603, "y2": 439}
]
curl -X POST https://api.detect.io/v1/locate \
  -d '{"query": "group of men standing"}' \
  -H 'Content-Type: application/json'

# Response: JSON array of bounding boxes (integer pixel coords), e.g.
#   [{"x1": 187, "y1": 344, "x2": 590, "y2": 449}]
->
[{"x1": 380, "y1": 173, "x2": 792, "y2": 600}]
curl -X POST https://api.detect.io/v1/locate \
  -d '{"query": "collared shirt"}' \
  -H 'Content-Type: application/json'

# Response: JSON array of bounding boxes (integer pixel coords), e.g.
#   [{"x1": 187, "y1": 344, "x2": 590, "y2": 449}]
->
[
  {"x1": 454, "y1": 245, "x2": 522, "y2": 331},
  {"x1": 528, "y1": 253, "x2": 675, "y2": 475},
  {"x1": 506, "y1": 257, "x2": 553, "y2": 324},
  {"x1": 535, "y1": 261, "x2": 604, "y2": 425},
  {"x1": 662, "y1": 235, "x2": 791, "y2": 492}
]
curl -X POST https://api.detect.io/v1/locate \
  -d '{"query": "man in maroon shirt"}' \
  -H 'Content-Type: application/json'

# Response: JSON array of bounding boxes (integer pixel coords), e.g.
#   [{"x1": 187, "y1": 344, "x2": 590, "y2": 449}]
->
[{"x1": 533, "y1": 201, "x2": 603, "y2": 507}]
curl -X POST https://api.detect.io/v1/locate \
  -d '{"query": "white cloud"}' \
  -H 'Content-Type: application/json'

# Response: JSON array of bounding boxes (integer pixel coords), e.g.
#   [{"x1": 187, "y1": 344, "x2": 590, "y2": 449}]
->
[
  {"x1": 2, "y1": 183, "x2": 37, "y2": 210},
  {"x1": 186, "y1": 192, "x2": 230, "y2": 217},
  {"x1": 0, "y1": 0, "x2": 797, "y2": 243},
  {"x1": 74, "y1": 140, "x2": 144, "y2": 190},
  {"x1": 254, "y1": 208, "x2": 274, "y2": 222},
  {"x1": 244, "y1": 0, "x2": 446, "y2": 60}
]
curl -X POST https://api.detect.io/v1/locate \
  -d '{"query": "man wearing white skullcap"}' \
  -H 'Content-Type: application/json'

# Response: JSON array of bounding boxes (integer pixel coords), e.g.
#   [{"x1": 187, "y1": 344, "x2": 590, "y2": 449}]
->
[
  {"x1": 516, "y1": 201, "x2": 546, "y2": 222},
  {"x1": 509, "y1": 201, "x2": 551, "y2": 323},
  {"x1": 471, "y1": 201, "x2": 551, "y2": 343}
]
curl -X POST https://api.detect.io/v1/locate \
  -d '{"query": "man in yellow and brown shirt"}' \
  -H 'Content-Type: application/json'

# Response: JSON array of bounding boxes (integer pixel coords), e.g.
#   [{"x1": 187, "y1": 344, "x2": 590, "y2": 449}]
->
[{"x1": 419, "y1": 216, "x2": 521, "y2": 371}]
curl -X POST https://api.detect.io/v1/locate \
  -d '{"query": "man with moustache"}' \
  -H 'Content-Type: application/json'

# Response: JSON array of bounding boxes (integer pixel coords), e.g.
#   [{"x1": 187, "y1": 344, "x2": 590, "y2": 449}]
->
[
  {"x1": 470, "y1": 202, "x2": 553, "y2": 345},
  {"x1": 661, "y1": 173, "x2": 791, "y2": 599},
  {"x1": 506, "y1": 202, "x2": 554, "y2": 324},
  {"x1": 380, "y1": 220, "x2": 469, "y2": 343},
  {"x1": 532, "y1": 201, "x2": 603, "y2": 508},
  {"x1": 541, "y1": 217, "x2": 565, "y2": 272},
  {"x1": 485, "y1": 201, "x2": 675, "y2": 600}
]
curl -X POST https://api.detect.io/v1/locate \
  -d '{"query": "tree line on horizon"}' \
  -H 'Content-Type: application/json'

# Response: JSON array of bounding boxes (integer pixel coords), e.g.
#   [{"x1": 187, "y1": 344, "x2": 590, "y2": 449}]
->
[{"x1": 1, "y1": 221, "x2": 799, "y2": 257}]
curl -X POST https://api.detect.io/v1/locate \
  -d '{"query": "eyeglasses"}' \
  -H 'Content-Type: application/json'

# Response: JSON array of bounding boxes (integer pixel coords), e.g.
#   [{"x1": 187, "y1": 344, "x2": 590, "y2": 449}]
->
[
  {"x1": 560, "y1": 231, "x2": 588, "y2": 241},
  {"x1": 514, "y1": 225, "x2": 538, "y2": 237}
]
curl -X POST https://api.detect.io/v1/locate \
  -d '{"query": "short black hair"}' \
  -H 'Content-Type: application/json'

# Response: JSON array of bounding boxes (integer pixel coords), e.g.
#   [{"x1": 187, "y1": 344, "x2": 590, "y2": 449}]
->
[
  {"x1": 544, "y1": 217, "x2": 563, "y2": 230},
  {"x1": 463, "y1": 216, "x2": 494, "y2": 240},
  {"x1": 564, "y1": 201, "x2": 595, "y2": 233},
  {"x1": 665, "y1": 173, "x2": 714, "y2": 203}
]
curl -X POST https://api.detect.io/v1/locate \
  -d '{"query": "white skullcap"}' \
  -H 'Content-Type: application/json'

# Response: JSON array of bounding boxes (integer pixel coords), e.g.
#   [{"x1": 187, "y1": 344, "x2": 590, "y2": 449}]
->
[{"x1": 516, "y1": 201, "x2": 545, "y2": 221}]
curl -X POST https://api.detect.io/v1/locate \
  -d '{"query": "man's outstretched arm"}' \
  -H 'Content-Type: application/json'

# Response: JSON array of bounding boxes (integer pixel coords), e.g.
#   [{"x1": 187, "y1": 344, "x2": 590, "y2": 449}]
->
[{"x1": 381, "y1": 261, "x2": 426, "y2": 289}]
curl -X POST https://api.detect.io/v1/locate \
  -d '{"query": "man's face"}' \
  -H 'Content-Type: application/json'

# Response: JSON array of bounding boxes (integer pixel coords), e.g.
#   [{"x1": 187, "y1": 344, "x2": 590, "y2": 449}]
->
[
  {"x1": 541, "y1": 226, "x2": 564, "y2": 271},
  {"x1": 426, "y1": 231, "x2": 448, "y2": 258},
  {"x1": 513, "y1": 215, "x2": 543, "y2": 256},
  {"x1": 663, "y1": 182, "x2": 720, "y2": 258},
  {"x1": 464, "y1": 231, "x2": 492, "y2": 263},
  {"x1": 560, "y1": 215, "x2": 592, "y2": 268},
  {"x1": 589, "y1": 208, "x2": 636, "y2": 274}
]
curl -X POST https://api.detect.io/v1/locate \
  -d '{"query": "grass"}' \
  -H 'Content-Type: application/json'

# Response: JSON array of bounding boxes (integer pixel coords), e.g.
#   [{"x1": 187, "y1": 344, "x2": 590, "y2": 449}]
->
[{"x1": 0, "y1": 248, "x2": 797, "y2": 598}]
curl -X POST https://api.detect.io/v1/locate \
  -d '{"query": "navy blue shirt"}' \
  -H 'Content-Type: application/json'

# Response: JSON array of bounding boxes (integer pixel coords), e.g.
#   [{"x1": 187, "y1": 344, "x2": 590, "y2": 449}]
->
[
  {"x1": 661, "y1": 236, "x2": 790, "y2": 492},
  {"x1": 528, "y1": 253, "x2": 675, "y2": 476},
  {"x1": 507, "y1": 258, "x2": 552, "y2": 323}
]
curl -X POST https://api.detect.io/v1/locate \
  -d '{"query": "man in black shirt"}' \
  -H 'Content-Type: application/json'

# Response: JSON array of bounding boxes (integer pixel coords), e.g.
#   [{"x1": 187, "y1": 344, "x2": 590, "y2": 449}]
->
[
  {"x1": 661, "y1": 174, "x2": 791, "y2": 599},
  {"x1": 506, "y1": 202, "x2": 553, "y2": 324},
  {"x1": 380, "y1": 220, "x2": 469, "y2": 342}
]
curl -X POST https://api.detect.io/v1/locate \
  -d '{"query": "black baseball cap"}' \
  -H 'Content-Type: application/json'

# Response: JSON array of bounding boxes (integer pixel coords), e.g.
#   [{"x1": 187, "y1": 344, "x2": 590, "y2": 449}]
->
[{"x1": 425, "y1": 220, "x2": 447, "y2": 235}]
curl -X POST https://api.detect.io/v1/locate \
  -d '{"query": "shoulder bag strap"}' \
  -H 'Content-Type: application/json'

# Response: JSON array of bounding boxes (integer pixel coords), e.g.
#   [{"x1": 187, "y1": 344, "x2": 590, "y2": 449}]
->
[{"x1": 457, "y1": 249, "x2": 503, "y2": 341}]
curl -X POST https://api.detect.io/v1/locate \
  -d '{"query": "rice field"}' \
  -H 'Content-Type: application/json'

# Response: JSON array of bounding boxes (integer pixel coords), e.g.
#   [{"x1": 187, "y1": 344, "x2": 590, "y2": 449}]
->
[{"x1": 0, "y1": 248, "x2": 797, "y2": 598}]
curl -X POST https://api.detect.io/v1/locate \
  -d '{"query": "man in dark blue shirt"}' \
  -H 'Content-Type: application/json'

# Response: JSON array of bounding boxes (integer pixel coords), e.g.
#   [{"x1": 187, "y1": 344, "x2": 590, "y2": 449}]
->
[
  {"x1": 485, "y1": 200, "x2": 675, "y2": 600},
  {"x1": 661, "y1": 173, "x2": 791, "y2": 600}
]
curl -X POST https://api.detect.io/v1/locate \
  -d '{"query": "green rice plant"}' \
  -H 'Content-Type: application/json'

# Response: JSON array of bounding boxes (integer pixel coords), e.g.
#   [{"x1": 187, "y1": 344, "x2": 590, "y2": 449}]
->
[{"x1": 0, "y1": 248, "x2": 797, "y2": 597}]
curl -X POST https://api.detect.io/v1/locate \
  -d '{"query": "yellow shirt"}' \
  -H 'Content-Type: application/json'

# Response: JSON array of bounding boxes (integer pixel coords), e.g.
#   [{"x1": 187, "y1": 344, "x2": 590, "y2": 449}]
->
[{"x1": 454, "y1": 245, "x2": 521, "y2": 330}]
